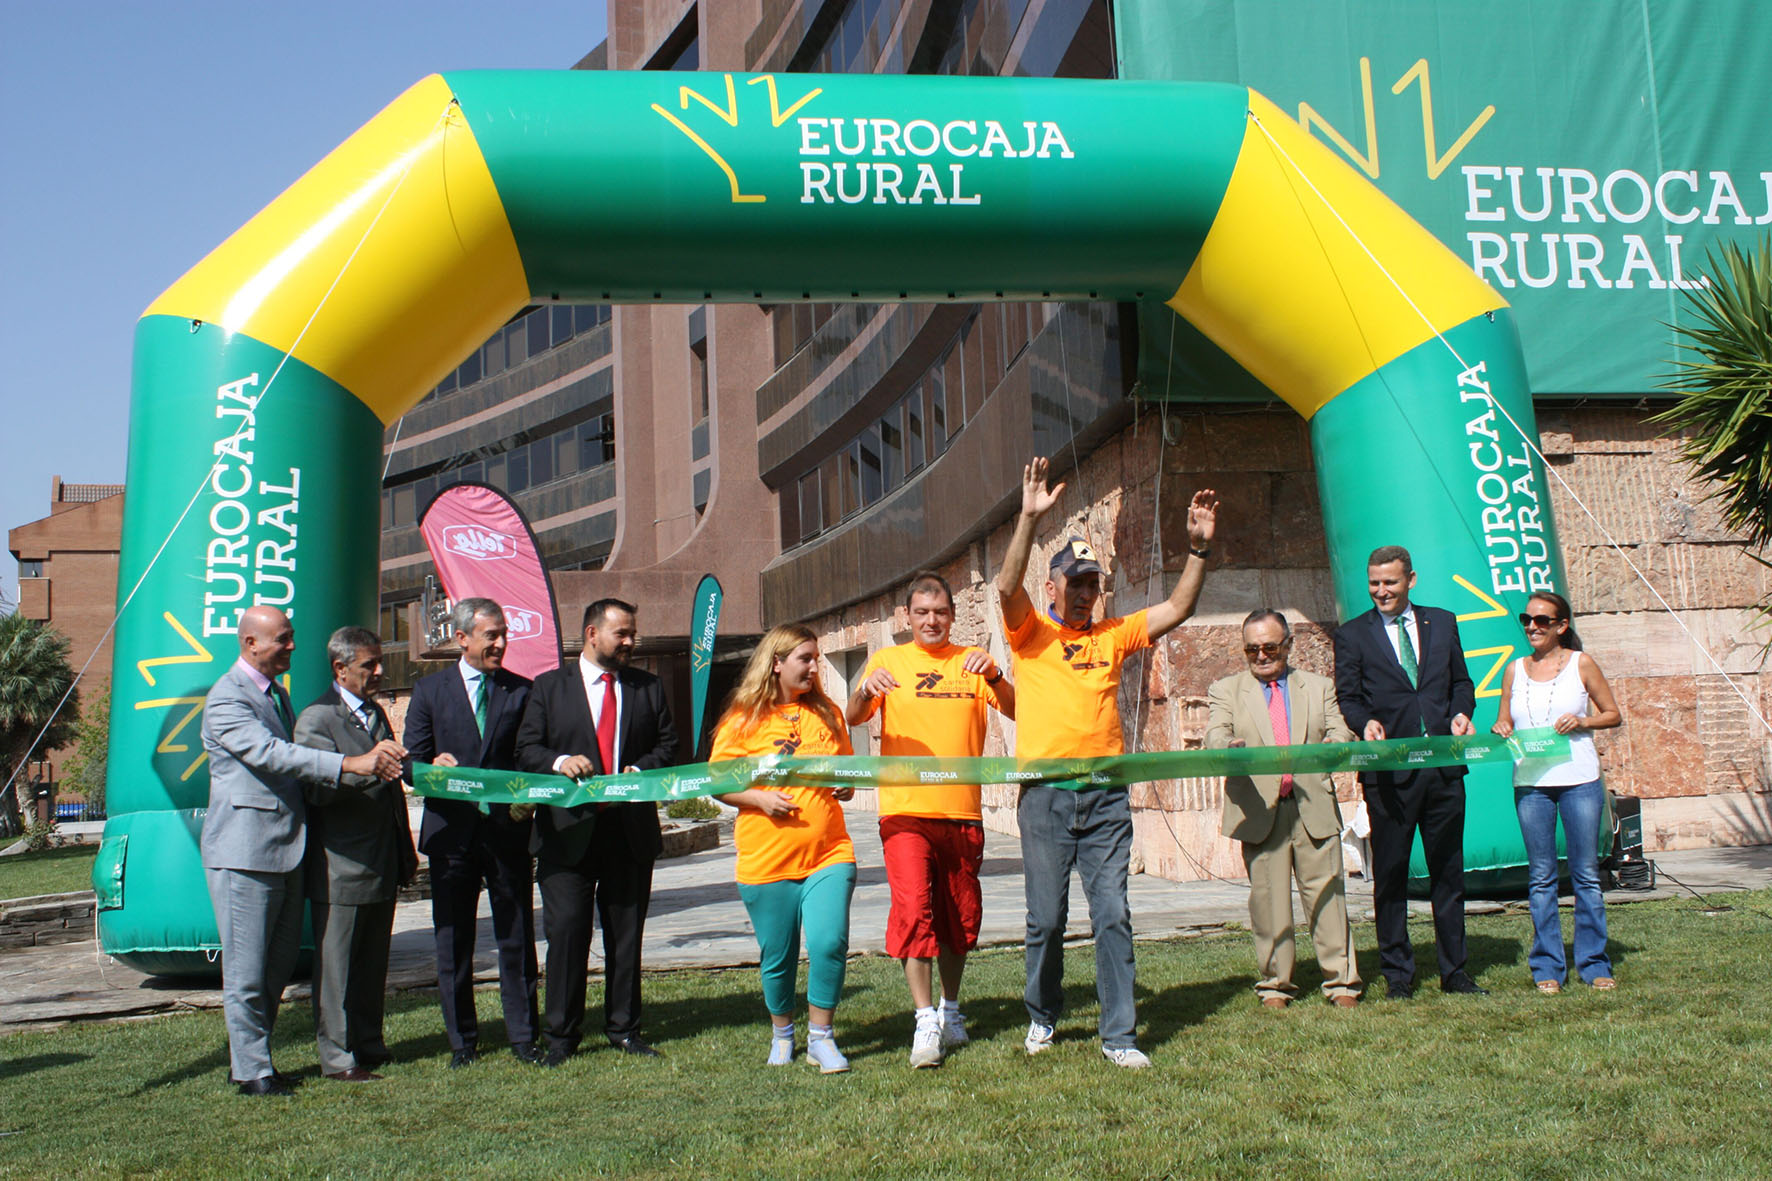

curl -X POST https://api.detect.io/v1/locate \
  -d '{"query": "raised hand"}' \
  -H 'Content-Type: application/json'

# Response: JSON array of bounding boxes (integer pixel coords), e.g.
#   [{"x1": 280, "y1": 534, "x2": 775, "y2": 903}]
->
[
  {"x1": 1022, "y1": 457, "x2": 1066, "y2": 519},
  {"x1": 1187, "y1": 488, "x2": 1219, "y2": 547}
]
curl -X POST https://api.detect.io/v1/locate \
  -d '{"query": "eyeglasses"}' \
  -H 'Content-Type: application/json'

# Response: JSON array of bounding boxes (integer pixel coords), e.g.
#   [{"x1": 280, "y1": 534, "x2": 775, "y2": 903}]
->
[
  {"x1": 1242, "y1": 643, "x2": 1288, "y2": 658},
  {"x1": 1518, "y1": 613, "x2": 1564, "y2": 629}
]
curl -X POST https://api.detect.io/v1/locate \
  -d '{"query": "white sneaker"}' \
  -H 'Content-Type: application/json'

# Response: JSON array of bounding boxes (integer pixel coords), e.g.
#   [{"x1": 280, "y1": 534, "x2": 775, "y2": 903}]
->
[
  {"x1": 1024, "y1": 1021, "x2": 1055, "y2": 1055},
  {"x1": 807, "y1": 1036, "x2": 851, "y2": 1074},
  {"x1": 910, "y1": 1023, "x2": 943, "y2": 1069},
  {"x1": 1101, "y1": 1044, "x2": 1151, "y2": 1069},
  {"x1": 938, "y1": 1009, "x2": 969, "y2": 1048},
  {"x1": 767, "y1": 1030, "x2": 795, "y2": 1066}
]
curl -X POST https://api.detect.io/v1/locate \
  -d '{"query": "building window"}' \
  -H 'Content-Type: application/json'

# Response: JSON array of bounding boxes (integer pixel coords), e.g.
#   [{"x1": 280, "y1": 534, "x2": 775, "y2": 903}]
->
[
  {"x1": 798, "y1": 471, "x2": 821, "y2": 541},
  {"x1": 903, "y1": 389, "x2": 924, "y2": 474},
  {"x1": 19, "y1": 559, "x2": 44, "y2": 578},
  {"x1": 878, "y1": 404, "x2": 903, "y2": 493}
]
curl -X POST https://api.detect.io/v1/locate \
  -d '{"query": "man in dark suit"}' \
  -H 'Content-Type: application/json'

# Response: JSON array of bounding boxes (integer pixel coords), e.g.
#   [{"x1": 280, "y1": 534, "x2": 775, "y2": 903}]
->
[
  {"x1": 294, "y1": 627, "x2": 418, "y2": 1081},
  {"x1": 201, "y1": 605, "x2": 405, "y2": 1097},
  {"x1": 403, "y1": 598, "x2": 542, "y2": 1067},
  {"x1": 1333, "y1": 545, "x2": 1481, "y2": 999},
  {"x1": 516, "y1": 598, "x2": 678, "y2": 1065}
]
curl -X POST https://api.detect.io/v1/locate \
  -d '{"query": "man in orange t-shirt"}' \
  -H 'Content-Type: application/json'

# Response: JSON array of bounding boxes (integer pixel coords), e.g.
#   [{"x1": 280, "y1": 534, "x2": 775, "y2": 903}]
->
[
  {"x1": 846, "y1": 571, "x2": 1014, "y2": 1069},
  {"x1": 997, "y1": 456, "x2": 1218, "y2": 1069}
]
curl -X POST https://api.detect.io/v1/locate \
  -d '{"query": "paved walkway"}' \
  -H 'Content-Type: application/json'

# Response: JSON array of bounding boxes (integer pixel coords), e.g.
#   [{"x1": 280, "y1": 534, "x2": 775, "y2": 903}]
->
[{"x1": 4, "y1": 812, "x2": 1771, "y2": 1030}]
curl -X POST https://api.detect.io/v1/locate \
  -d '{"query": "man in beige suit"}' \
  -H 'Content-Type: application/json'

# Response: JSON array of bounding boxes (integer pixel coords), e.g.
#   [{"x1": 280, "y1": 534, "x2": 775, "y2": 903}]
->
[{"x1": 1207, "y1": 609, "x2": 1361, "y2": 1008}]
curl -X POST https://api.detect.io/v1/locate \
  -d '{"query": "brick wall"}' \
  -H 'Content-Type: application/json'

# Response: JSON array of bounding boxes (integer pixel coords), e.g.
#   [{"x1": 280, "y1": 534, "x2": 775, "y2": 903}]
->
[{"x1": 805, "y1": 401, "x2": 1771, "y2": 880}]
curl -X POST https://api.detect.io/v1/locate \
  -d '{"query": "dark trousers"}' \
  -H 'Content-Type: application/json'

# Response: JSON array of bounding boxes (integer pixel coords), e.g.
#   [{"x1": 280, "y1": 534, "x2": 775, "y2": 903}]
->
[
  {"x1": 429, "y1": 835, "x2": 539, "y2": 1050},
  {"x1": 311, "y1": 897, "x2": 397, "y2": 1074},
  {"x1": 537, "y1": 818, "x2": 655, "y2": 1052},
  {"x1": 1365, "y1": 766, "x2": 1468, "y2": 987}
]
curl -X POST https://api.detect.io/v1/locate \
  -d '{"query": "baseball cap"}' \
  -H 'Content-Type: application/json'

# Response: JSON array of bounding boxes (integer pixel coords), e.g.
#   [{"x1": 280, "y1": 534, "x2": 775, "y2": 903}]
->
[{"x1": 1048, "y1": 537, "x2": 1104, "y2": 579}]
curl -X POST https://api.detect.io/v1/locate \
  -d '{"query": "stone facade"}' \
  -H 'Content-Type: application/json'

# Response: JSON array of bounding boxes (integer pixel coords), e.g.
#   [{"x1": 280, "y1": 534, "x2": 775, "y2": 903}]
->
[{"x1": 806, "y1": 401, "x2": 1771, "y2": 881}]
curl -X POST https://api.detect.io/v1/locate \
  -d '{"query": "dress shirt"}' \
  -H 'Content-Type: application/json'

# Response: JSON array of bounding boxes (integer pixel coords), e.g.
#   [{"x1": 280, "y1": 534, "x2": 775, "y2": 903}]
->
[
  {"x1": 335, "y1": 683, "x2": 379, "y2": 735},
  {"x1": 1261, "y1": 674, "x2": 1291, "y2": 732},
  {"x1": 552, "y1": 655, "x2": 627, "y2": 774},
  {"x1": 1379, "y1": 606, "x2": 1420, "y2": 670}
]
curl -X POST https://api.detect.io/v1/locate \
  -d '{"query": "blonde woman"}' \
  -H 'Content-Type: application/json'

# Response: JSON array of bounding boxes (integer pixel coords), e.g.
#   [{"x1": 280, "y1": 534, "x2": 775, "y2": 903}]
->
[{"x1": 710, "y1": 624, "x2": 858, "y2": 1072}]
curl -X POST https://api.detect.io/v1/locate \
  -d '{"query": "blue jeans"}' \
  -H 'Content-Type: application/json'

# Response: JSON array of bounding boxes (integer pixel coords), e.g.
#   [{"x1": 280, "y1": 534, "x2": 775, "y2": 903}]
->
[
  {"x1": 1019, "y1": 785, "x2": 1137, "y2": 1048},
  {"x1": 1515, "y1": 778, "x2": 1612, "y2": 984}
]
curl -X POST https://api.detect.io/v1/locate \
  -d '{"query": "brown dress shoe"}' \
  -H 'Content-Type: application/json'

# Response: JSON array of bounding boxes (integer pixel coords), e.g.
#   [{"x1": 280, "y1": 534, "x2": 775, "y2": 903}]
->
[
  {"x1": 1260, "y1": 995, "x2": 1290, "y2": 1009},
  {"x1": 323, "y1": 1067, "x2": 384, "y2": 1082},
  {"x1": 1330, "y1": 995, "x2": 1359, "y2": 1008}
]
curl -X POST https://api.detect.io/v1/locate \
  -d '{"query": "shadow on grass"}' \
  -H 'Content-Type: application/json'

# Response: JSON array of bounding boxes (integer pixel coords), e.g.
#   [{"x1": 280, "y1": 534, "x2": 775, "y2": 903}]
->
[{"x1": 0, "y1": 1052, "x2": 90, "y2": 1079}]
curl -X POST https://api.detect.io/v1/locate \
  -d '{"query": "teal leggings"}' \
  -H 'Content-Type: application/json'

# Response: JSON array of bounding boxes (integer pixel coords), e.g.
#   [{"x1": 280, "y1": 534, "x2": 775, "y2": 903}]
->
[{"x1": 737, "y1": 861, "x2": 857, "y2": 1015}]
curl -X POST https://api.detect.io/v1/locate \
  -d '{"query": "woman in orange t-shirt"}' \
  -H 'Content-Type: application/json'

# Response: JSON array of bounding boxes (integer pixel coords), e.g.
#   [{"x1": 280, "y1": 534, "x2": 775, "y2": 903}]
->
[{"x1": 710, "y1": 623, "x2": 857, "y2": 1073}]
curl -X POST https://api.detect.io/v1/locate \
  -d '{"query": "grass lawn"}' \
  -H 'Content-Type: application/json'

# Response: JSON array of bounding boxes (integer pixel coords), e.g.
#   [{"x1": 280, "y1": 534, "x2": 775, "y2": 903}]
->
[
  {"x1": 0, "y1": 843, "x2": 97, "y2": 901},
  {"x1": 3, "y1": 890, "x2": 1770, "y2": 1178}
]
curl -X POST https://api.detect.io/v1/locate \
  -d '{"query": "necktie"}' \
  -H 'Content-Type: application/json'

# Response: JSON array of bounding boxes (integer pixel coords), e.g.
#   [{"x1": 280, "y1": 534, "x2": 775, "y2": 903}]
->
[
  {"x1": 597, "y1": 672, "x2": 617, "y2": 774},
  {"x1": 268, "y1": 683, "x2": 293, "y2": 734},
  {"x1": 361, "y1": 704, "x2": 384, "y2": 740},
  {"x1": 1265, "y1": 682, "x2": 1293, "y2": 799},
  {"x1": 473, "y1": 674, "x2": 489, "y2": 737},
  {"x1": 1396, "y1": 616, "x2": 1419, "y2": 688}
]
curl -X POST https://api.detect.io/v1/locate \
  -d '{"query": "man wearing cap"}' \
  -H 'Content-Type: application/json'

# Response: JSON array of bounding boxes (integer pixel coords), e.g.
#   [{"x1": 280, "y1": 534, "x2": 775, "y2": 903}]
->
[{"x1": 994, "y1": 456, "x2": 1218, "y2": 1068}]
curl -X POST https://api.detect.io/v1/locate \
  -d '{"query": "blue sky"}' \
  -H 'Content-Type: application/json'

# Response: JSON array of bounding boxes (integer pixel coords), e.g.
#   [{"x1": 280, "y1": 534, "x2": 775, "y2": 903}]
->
[{"x1": 0, "y1": 0, "x2": 607, "y2": 607}]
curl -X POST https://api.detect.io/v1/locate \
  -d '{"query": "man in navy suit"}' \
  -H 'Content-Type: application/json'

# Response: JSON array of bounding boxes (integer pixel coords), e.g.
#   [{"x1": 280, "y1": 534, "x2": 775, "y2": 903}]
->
[
  {"x1": 403, "y1": 598, "x2": 542, "y2": 1066},
  {"x1": 516, "y1": 598, "x2": 677, "y2": 1065},
  {"x1": 1333, "y1": 546, "x2": 1481, "y2": 999}
]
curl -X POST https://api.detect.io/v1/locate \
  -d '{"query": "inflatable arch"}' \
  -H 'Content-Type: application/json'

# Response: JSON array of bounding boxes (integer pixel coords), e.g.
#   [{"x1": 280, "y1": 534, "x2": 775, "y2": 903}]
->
[{"x1": 98, "y1": 71, "x2": 1564, "y2": 973}]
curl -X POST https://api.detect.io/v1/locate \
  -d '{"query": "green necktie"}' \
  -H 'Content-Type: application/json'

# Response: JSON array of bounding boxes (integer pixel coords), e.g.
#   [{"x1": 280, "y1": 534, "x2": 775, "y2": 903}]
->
[
  {"x1": 1396, "y1": 616, "x2": 1419, "y2": 688},
  {"x1": 474, "y1": 675, "x2": 490, "y2": 737},
  {"x1": 269, "y1": 684, "x2": 294, "y2": 734}
]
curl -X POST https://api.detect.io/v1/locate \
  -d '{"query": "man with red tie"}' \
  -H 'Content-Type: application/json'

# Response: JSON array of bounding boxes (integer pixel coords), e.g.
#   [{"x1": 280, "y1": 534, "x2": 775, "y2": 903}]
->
[
  {"x1": 516, "y1": 598, "x2": 678, "y2": 1066},
  {"x1": 1207, "y1": 609, "x2": 1361, "y2": 1008}
]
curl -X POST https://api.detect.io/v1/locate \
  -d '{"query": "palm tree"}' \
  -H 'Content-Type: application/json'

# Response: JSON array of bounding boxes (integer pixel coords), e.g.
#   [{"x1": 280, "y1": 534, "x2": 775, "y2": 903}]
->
[
  {"x1": 1651, "y1": 236, "x2": 1772, "y2": 650},
  {"x1": 0, "y1": 614, "x2": 81, "y2": 834},
  {"x1": 1651, "y1": 237, "x2": 1772, "y2": 545}
]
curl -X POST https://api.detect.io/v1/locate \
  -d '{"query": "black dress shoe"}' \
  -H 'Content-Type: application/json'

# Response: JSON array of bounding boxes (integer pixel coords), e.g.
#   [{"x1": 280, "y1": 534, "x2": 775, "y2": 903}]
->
[
  {"x1": 449, "y1": 1048, "x2": 479, "y2": 1069},
  {"x1": 611, "y1": 1035, "x2": 661, "y2": 1058},
  {"x1": 237, "y1": 1075, "x2": 295, "y2": 1097},
  {"x1": 542, "y1": 1046, "x2": 572, "y2": 1069},
  {"x1": 356, "y1": 1050, "x2": 392, "y2": 1069},
  {"x1": 1441, "y1": 973, "x2": 1490, "y2": 995},
  {"x1": 323, "y1": 1067, "x2": 384, "y2": 1082},
  {"x1": 1384, "y1": 980, "x2": 1415, "y2": 1000},
  {"x1": 511, "y1": 1042, "x2": 546, "y2": 1065}
]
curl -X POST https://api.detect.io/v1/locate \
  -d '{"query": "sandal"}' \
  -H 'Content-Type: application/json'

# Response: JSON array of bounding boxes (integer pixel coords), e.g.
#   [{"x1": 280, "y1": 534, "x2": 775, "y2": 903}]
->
[
  {"x1": 1589, "y1": 976, "x2": 1617, "y2": 991},
  {"x1": 1535, "y1": 980, "x2": 1562, "y2": 995}
]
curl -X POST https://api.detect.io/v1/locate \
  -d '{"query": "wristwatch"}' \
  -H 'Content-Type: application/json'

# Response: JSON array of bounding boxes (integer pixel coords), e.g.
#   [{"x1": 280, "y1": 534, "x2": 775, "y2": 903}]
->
[
  {"x1": 985, "y1": 672, "x2": 1003, "y2": 684},
  {"x1": 1188, "y1": 545, "x2": 1211, "y2": 559}
]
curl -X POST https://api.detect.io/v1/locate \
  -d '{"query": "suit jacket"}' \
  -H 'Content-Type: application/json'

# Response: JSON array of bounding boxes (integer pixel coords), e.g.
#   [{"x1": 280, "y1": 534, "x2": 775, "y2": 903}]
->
[
  {"x1": 404, "y1": 664, "x2": 534, "y2": 856},
  {"x1": 200, "y1": 662, "x2": 346, "y2": 874},
  {"x1": 1207, "y1": 668, "x2": 1353, "y2": 844},
  {"x1": 515, "y1": 661, "x2": 677, "y2": 865},
  {"x1": 1333, "y1": 604, "x2": 1477, "y2": 783},
  {"x1": 294, "y1": 688, "x2": 418, "y2": 905}
]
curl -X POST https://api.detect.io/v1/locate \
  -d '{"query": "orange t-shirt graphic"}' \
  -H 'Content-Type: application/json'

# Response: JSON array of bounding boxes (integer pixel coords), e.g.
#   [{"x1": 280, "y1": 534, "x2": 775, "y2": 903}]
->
[
  {"x1": 710, "y1": 704, "x2": 854, "y2": 885},
  {"x1": 853, "y1": 642, "x2": 1009, "y2": 820},
  {"x1": 1003, "y1": 609, "x2": 1149, "y2": 760}
]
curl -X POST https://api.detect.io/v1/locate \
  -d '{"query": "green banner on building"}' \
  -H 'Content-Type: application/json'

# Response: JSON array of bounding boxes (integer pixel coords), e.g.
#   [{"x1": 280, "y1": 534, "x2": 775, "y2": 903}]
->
[{"x1": 1118, "y1": 0, "x2": 1772, "y2": 398}]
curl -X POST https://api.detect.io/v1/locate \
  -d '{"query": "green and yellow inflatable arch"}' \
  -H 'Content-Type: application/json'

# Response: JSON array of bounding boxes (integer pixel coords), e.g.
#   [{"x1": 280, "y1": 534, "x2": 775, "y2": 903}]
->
[{"x1": 99, "y1": 71, "x2": 1563, "y2": 973}]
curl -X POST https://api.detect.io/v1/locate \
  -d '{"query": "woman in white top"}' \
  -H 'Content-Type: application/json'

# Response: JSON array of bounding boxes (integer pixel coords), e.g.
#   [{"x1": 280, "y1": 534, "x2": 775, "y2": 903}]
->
[{"x1": 1491, "y1": 591, "x2": 1623, "y2": 994}]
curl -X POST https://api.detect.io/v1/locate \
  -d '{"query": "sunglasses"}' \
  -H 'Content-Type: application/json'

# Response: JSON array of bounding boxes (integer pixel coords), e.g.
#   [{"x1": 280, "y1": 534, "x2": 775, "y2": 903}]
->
[
  {"x1": 1518, "y1": 613, "x2": 1565, "y2": 629},
  {"x1": 1242, "y1": 643, "x2": 1288, "y2": 657}
]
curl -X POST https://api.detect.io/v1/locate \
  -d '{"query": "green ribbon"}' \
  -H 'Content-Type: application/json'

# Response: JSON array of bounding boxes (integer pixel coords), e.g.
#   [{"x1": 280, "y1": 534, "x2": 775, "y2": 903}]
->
[{"x1": 410, "y1": 729, "x2": 1569, "y2": 808}]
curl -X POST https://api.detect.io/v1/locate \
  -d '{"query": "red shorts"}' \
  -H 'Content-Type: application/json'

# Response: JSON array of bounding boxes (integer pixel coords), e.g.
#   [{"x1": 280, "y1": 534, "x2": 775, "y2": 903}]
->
[{"x1": 879, "y1": 814, "x2": 985, "y2": 960}]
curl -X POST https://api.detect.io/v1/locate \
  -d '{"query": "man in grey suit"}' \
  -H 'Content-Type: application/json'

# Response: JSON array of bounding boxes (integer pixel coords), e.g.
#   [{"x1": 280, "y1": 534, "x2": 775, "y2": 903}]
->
[
  {"x1": 294, "y1": 627, "x2": 418, "y2": 1082},
  {"x1": 201, "y1": 606, "x2": 405, "y2": 1097},
  {"x1": 1206, "y1": 608, "x2": 1361, "y2": 1009}
]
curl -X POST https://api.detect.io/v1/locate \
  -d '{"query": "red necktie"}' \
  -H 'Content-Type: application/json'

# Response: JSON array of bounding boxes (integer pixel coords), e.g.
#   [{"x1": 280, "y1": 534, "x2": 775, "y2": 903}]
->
[
  {"x1": 597, "y1": 671, "x2": 617, "y2": 774},
  {"x1": 1266, "y1": 682, "x2": 1294, "y2": 798}
]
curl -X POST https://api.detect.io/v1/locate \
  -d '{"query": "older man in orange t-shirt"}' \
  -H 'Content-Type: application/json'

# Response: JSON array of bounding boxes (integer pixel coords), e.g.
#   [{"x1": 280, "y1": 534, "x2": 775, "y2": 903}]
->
[
  {"x1": 847, "y1": 571, "x2": 1014, "y2": 1069},
  {"x1": 997, "y1": 457, "x2": 1217, "y2": 1069}
]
